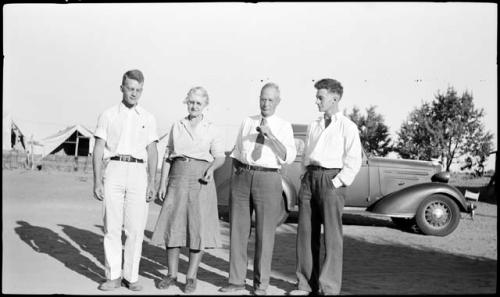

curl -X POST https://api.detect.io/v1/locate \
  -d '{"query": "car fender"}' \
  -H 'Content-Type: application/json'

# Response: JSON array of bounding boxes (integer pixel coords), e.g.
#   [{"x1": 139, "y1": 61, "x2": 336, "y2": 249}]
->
[
  {"x1": 366, "y1": 182, "x2": 469, "y2": 217},
  {"x1": 281, "y1": 175, "x2": 298, "y2": 212}
]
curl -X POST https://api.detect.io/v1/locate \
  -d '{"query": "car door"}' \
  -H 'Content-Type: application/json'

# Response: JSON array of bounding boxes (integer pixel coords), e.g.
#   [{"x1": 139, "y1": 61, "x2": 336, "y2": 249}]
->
[{"x1": 344, "y1": 150, "x2": 370, "y2": 207}]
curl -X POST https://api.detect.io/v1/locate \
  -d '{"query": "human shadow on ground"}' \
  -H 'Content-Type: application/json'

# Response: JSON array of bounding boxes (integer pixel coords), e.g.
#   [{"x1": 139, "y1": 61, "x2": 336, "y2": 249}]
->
[
  {"x1": 14, "y1": 221, "x2": 106, "y2": 283},
  {"x1": 16, "y1": 220, "x2": 495, "y2": 294},
  {"x1": 58, "y1": 224, "x2": 295, "y2": 292}
]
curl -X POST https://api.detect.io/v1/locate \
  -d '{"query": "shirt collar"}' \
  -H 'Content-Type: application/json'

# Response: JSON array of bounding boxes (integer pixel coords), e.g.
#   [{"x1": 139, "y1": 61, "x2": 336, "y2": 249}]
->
[
  {"x1": 181, "y1": 114, "x2": 209, "y2": 127},
  {"x1": 118, "y1": 102, "x2": 141, "y2": 115},
  {"x1": 327, "y1": 111, "x2": 342, "y2": 123},
  {"x1": 317, "y1": 111, "x2": 342, "y2": 126}
]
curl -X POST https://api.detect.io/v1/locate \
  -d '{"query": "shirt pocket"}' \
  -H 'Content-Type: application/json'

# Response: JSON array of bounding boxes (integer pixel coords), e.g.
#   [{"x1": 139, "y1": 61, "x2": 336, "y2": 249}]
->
[{"x1": 135, "y1": 119, "x2": 150, "y2": 147}]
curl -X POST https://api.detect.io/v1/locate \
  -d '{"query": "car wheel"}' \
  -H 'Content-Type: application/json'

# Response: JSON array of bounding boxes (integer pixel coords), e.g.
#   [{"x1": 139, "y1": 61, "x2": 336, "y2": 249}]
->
[{"x1": 415, "y1": 194, "x2": 461, "y2": 236}]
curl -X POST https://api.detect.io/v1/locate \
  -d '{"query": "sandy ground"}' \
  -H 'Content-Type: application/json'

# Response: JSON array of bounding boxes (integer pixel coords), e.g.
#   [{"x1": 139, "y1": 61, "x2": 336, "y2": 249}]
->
[{"x1": 2, "y1": 169, "x2": 497, "y2": 295}]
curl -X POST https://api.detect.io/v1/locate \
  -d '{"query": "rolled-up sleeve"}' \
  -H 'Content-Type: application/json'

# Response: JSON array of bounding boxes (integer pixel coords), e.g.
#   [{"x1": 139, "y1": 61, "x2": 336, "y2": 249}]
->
[
  {"x1": 276, "y1": 122, "x2": 297, "y2": 165},
  {"x1": 210, "y1": 126, "x2": 226, "y2": 158},
  {"x1": 94, "y1": 112, "x2": 108, "y2": 141},
  {"x1": 332, "y1": 123, "x2": 362, "y2": 187}
]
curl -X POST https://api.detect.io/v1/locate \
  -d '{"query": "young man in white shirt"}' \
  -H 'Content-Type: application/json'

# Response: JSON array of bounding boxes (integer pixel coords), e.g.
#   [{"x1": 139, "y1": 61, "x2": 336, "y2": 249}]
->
[
  {"x1": 219, "y1": 83, "x2": 297, "y2": 295},
  {"x1": 92, "y1": 69, "x2": 159, "y2": 291},
  {"x1": 290, "y1": 78, "x2": 362, "y2": 295}
]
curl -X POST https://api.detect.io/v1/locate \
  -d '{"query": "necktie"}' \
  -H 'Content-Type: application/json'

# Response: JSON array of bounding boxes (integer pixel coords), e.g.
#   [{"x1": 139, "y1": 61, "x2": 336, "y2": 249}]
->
[
  {"x1": 325, "y1": 116, "x2": 332, "y2": 128},
  {"x1": 251, "y1": 118, "x2": 267, "y2": 161}
]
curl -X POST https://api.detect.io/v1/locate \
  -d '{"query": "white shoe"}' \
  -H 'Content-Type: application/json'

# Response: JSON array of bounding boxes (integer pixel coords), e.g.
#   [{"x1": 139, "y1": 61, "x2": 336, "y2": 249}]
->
[{"x1": 288, "y1": 289, "x2": 310, "y2": 295}]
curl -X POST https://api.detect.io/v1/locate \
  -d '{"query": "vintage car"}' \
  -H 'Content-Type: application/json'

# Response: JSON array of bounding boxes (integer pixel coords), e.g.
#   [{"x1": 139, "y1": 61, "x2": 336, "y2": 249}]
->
[{"x1": 214, "y1": 124, "x2": 476, "y2": 236}]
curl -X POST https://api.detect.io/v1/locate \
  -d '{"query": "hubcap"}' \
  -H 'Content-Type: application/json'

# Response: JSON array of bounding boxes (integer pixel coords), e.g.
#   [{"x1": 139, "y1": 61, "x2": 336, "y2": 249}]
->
[{"x1": 424, "y1": 201, "x2": 451, "y2": 228}]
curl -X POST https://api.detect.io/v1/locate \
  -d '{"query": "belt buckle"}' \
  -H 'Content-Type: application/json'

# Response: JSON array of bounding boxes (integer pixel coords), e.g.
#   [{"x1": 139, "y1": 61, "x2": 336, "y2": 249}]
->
[{"x1": 122, "y1": 155, "x2": 131, "y2": 162}]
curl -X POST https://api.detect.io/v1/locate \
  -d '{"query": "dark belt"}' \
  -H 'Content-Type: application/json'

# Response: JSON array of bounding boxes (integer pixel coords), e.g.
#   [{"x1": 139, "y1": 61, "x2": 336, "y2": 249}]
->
[
  {"x1": 110, "y1": 155, "x2": 144, "y2": 163},
  {"x1": 170, "y1": 156, "x2": 208, "y2": 163},
  {"x1": 235, "y1": 159, "x2": 280, "y2": 173},
  {"x1": 307, "y1": 165, "x2": 341, "y2": 171}
]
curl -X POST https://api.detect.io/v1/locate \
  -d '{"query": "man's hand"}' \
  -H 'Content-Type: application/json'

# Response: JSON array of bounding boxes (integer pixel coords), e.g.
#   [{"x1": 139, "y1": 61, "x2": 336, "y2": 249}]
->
[
  {"x1": 146, "y1": 183, "x2": 156, "y2": 202},
  {"x1": 257, "y1": 124, "x2": 287, "y2": 161},
  {"x1": 157, "y1": 183, "x2": 167, "y2": 202},
  {"x1": 93, "y1": 182, "x2": 104, "y2": 201},
  {"x1": 257, "y1": 125, "x2": 273, "y2": 138},
  {"x1": 331, "y1": 178, "x2": 343, "y2": 189}
]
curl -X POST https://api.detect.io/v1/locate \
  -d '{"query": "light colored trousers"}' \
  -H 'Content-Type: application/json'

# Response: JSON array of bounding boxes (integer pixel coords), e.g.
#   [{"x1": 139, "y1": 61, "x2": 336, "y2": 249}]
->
[{"x1": 103, "y1": 160, "x2": 149, "y2": 282}]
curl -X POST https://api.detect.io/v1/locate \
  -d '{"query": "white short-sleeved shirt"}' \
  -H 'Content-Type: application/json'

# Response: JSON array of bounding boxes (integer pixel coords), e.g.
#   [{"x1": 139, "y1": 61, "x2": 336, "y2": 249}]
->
[
  {"x1": 230, "y1": 114, "x2": 297, "y2": 169},
  {"x1": 165, "y1": 116, "x2": 225, "y2": 162},
  {"x1": 94, "y1": 102, "x2": 159, "y2": 160}
]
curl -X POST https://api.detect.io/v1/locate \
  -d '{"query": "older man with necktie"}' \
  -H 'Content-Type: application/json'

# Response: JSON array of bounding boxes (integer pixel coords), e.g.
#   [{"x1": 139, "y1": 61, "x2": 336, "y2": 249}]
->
[{"x1": 219, "y1": 82, "x2": 297, "y2": 295}]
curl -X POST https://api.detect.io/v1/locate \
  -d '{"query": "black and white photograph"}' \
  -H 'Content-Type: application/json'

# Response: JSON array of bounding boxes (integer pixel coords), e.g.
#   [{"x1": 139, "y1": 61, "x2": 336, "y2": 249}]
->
[{"x1": 2, "y1": 2, "x2": 497, "y2": 295}]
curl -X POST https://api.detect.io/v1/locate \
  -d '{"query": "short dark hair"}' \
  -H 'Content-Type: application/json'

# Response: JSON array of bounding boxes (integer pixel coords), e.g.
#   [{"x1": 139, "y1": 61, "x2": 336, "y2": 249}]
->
[
  {"x1": 314, "y1": 78, "x2": 343, "y2": 98},
  {"x1": 122, "y1": 69, "x2": 144, "y2": 85}
]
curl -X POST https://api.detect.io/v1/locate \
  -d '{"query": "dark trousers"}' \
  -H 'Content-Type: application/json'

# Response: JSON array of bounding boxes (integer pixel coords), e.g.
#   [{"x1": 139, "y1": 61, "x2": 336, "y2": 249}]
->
[
  {"x1": 228, "y1": 167, "x2": 284, "y2": 290},
  {"x1": 295, "y1": 168, "x2": 345, "y2": 295}
]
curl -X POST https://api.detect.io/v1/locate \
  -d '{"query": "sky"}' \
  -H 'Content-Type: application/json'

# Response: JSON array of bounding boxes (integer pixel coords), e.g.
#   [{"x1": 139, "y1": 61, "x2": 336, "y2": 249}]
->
[{"x1": 3, "y1": 2, "x2": 497, "y2": 155}]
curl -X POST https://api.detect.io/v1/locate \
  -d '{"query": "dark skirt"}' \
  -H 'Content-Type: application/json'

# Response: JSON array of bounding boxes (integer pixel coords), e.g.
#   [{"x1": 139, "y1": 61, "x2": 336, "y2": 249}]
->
[{"x1": 151, "y1": 159, "x2": 222, "y2": 249}]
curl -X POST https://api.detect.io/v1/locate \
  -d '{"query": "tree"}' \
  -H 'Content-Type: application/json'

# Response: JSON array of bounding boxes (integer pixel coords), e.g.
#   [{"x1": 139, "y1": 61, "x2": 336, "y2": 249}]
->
[
  {"x1": 395, "y1": 87, "x2": 494, "y2": 171},
  {"x1": 395, "y1": 103, "x2": 440, "y2": 160},
  {"x1": 347, "y1": 106, "x2": 392, "y2": 157}
]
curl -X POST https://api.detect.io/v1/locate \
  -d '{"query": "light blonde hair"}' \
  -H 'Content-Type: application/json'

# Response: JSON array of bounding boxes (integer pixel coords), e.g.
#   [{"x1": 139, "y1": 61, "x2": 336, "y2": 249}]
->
[{"x1": 183, "y1": 86, "x2": 210, "y2": 105}]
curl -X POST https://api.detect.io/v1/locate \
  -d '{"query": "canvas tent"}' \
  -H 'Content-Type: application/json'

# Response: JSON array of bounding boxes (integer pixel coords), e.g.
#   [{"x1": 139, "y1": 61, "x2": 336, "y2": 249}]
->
[
  {"x1": 37, "y1": 124, "x2": 95, "y2": 158},
  {"x1": 3, "y1": 114, "x2": 26, "y2": 151}
]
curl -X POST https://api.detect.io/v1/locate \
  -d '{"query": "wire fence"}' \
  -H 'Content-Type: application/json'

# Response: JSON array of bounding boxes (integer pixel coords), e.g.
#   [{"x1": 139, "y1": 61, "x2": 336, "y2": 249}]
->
[{"x1": 2, "y1": 150, "x2": 93, "y2": 173}]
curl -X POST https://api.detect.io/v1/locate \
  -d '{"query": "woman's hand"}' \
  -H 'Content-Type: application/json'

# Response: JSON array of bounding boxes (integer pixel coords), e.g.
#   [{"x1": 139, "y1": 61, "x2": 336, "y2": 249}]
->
[
  {"x1": 200, "y1": 167, "x2": 214, "y2": 184},
  {"x1": 157, "y1": 182, "x2": 168, "y2": 201}
]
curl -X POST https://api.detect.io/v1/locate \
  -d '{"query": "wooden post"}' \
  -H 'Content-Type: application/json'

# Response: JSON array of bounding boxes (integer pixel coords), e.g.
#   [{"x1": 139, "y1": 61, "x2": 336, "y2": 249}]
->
[
  {"x1": 29, "y1": 134, "x2": 34, "y2": 170},
  {"x1": 74, "y1": 135, "x2": 80, "y2": 171}
]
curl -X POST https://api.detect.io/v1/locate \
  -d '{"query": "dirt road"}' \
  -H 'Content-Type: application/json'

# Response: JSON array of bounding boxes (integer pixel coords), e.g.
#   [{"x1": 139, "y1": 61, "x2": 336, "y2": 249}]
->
[{"x1": 2, "y1": 170, "x2": 497, "y2": 294}]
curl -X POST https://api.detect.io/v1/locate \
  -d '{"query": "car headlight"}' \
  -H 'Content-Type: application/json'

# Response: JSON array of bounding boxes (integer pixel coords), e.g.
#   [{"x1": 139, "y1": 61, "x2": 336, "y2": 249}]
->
[{"x1": 431, "y1": 171, "x2": 450, "y2": 183}]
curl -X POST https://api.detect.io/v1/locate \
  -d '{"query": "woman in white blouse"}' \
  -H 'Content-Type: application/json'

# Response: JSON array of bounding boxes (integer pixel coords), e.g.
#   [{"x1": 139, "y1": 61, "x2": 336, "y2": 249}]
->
[{"x1": 151, "y1": 86, "x2": 225, "y2": 293}]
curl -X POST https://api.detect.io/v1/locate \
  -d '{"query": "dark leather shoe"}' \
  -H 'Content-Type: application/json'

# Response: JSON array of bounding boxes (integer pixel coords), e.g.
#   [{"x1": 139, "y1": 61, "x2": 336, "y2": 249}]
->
[
  {"x1": 184, "y1": 278, "x2": 197, "y2": 294},
  {"x1": 219, "y1": 283, "x2": 246, "y2": 292},
  {"x1": 158, "y1": 275, "x2": 177, "y2": 290},
  {"x1": 121, "y1": 279, "x2": 143, "y2": 291},
  {"x1": 254, "y1": 288, "x2": 267, "y2": 295},
  {"x1": 97, "y1": 278, "x2": 121, "y2": 291}
]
